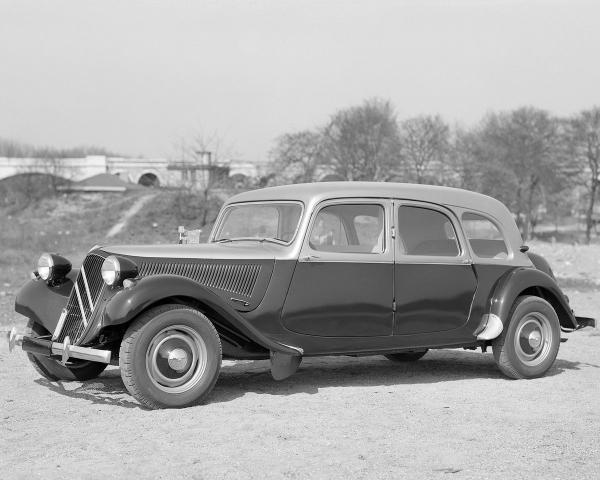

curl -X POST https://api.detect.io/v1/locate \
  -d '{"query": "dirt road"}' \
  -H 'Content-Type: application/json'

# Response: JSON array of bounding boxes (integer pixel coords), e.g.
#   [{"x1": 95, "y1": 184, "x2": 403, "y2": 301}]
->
[{"x1": 1, "y1": 242, "x2": 599, "y2": 479}]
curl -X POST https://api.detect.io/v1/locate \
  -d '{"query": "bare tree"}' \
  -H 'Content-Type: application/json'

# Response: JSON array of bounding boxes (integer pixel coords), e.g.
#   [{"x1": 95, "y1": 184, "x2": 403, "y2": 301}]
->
[
  {"x1": 567, "y1": 107, "x2": 600, "y2": 243},
  {"x1": 172, "y1": 131, "x2": 233, "y2": 227},
  {"x1": 269, "y1": 130, "x2": 324, "y2": 184},
  {"x1": 322, "y1": 98, "x2": 401, "y2": 181},
  {"x1": 475, "y1": 107, "x2": 562, "y2": 240},
  {"x1": 400, "y1": 115, "x2": 450, "y2": 184}
]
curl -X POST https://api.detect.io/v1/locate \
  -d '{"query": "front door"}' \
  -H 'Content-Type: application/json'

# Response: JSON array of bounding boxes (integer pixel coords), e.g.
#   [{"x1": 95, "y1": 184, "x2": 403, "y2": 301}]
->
[
  {"x1": 393, "y1": 202, "x2": 477, "y2": 335},
  {"x1": 282, "y1": 199, "x2": 394, "y2": 337}
]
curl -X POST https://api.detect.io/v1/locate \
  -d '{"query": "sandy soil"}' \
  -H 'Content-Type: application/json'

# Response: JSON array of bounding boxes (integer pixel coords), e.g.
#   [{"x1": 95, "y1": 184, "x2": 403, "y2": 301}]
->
[{"x1": 1, "y1": 242, "x2": 599, "y2": 479}]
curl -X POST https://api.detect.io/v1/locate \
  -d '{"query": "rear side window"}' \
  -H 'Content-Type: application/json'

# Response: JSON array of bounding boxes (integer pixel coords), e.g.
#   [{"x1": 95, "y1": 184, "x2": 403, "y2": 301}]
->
[
  {"x1": 309, "y1": 204, "x2": 385, "y2": 253},
  {"x1": 397, "y1": 206, "x2": 459, "y2": 256},
  {"x1": 462, "y1": 212, "x2": 508, "y2": 259}
]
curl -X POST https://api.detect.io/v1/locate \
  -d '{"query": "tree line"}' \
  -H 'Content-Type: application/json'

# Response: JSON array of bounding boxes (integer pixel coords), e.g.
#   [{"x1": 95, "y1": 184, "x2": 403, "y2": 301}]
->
[{"x1": 268, "y1": 99, "x2": 600, "y2": 242}]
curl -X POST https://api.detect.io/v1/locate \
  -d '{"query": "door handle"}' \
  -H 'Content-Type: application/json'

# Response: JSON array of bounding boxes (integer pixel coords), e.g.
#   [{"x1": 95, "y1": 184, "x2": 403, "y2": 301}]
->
[{"x1": 300, "y1": 254, "x2": 321, "y2": 262}]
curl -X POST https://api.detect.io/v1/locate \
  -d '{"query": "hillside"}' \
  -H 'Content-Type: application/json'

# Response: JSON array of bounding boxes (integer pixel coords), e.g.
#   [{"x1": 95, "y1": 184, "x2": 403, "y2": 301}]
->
[{"x1": 0, "y1": 189, "x2": 222, "y2": 286}]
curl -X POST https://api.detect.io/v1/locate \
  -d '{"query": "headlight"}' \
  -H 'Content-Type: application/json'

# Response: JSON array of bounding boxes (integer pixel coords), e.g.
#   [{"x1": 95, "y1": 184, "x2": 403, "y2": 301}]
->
[
  {"x1": 101, "y1": 256, "x2": 120, "y2": 286},
  {"x1": 37, "y1": 253, "x2": 71, "y2": 283},
  {"x1": 37, "y1": 253, "x2": 54, "y2": 280}
]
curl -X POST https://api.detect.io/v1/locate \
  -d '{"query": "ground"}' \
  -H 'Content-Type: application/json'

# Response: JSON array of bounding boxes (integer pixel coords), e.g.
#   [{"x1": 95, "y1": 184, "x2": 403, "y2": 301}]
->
[{"x1": 0, "y1": 240, "x2": 599, "y2": 479}]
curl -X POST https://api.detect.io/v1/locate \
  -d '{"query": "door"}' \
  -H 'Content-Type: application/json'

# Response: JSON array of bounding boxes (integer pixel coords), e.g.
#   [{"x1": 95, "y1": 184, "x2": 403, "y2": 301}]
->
[
  {"x1": 393, "y1": 202, "x2": 477, "y2": 335},
  {"x1": 282, "y1": 200, "x2": 394, "y2": 337}
]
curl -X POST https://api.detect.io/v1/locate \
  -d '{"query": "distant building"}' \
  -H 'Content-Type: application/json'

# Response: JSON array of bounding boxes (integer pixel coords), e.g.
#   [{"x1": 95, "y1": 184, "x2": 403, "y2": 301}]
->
[{"x1": 0, "y1": 154, "x2": 262, "y2": 189}]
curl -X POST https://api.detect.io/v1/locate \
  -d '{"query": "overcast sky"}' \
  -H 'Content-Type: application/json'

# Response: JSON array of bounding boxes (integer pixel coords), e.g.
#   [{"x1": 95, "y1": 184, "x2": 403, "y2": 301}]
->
[{"x1": 1, "y1": 0, "x2": 599, "y2": 163}]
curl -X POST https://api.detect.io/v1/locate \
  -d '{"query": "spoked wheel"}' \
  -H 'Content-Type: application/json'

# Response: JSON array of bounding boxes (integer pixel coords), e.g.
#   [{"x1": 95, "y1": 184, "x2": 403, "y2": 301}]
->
[
  {"x1": 25, "y1": 319, "x2": 107, "y2": 381},
  {"x1": 385, "y1": 350, "x2": 428, "y2": 362},
  {"x1": 120, "y1": 304, "x2": 221, "y2": 409},
  {"x1": 493, "y1": 296, "x2": 560, "y2": 379}
]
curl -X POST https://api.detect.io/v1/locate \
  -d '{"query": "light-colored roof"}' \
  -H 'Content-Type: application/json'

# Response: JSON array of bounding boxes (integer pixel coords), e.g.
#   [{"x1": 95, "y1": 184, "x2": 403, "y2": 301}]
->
[
  {"x1": 226, "y1": 182, "x2": 525, "y2": 253},
  {"x1": 228, "y1": 181, "x2": 507, "y2": 217}
]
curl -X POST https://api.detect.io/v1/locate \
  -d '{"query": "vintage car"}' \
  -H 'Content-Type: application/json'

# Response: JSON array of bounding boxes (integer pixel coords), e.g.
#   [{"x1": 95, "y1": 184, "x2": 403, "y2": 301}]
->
[{"x1": 7, "y1": 182, "x2": 596, "y2": 408}]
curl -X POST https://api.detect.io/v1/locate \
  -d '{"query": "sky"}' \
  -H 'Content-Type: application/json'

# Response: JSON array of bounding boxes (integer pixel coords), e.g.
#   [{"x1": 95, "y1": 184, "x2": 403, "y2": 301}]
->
[{"x1": 1, "y1": 0, "x2": 599, "y2": 163}]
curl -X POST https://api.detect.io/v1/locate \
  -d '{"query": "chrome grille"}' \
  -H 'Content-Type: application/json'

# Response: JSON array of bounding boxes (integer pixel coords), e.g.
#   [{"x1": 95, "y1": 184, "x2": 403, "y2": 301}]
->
[
  {"x1": 138, "y1": 262, "x2": 261, "y2": 297},
  {"x1": 55, "y1": 253, "x2": 107, "y2": 344}
]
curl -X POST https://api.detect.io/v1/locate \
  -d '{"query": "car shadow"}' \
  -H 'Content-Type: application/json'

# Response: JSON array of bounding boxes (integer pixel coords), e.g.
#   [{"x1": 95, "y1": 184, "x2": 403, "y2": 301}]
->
[
  {"x1": 31, "y1": 350, "x2": 599, "y2": 409},
  {"x1": 34, "y1": 368, "x2": 142, "y2": 409},
  {"x1": 209, "y1": 352, "x2": 598, "y2": 403}
]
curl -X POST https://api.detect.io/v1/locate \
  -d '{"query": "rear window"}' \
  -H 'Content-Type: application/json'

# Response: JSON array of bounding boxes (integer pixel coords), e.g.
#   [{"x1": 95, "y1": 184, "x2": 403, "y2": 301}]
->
[
  {"x1": 397, "y1": 206, "x2": 459, "y2": 256},
  {"x1": 461, "y1": 212, "x2": 508, "y2": 259}
]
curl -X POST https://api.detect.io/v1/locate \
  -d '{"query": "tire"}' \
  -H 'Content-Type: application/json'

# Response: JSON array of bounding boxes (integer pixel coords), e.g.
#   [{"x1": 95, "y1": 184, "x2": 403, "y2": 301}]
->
[
  {"x1": 492, "y1": 296, "x2": 560, "y2": 379},
  {"x1": 25, "y1": 319, "x2": 108, "y2": 381},
  {"x1": 119, "y1": 304, "x2": 222, "y2": 409},
  {"x1": 385, "y1": 350, "x2": 428, "y2": 362}
]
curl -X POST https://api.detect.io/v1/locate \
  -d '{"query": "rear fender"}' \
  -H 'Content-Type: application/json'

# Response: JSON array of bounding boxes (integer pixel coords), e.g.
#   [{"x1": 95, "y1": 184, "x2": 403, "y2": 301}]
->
[
  {"x1": 487, "y1": 267, "x2": 577, "y2": 330},
  {"x1": 101, "y1": 274, "x2": 302, "y2": 357}
]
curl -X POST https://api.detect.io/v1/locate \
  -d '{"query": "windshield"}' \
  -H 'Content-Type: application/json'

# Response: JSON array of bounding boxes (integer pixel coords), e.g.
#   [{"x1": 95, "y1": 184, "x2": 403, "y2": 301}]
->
[{"x1": 212, "y1": 202, "x2": 303, "y2": 244}]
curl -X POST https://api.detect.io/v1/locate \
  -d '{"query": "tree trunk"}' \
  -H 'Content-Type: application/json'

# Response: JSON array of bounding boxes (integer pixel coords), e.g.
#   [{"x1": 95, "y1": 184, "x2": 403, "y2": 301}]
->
[
  {"x1": 585, "y1": 179, "x2": 598, "y2": 244},
  {"x1": 523, "y1": 177, "x2": 539, "y2": 242},
  {"x1": 201, "y1": 188, "x2": 210, "y2": 227}
]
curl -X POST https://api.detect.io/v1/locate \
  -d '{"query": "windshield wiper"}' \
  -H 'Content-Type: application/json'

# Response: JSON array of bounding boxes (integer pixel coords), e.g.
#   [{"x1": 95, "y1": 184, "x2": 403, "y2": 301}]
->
[{"x1": 214, "y1": 237, "x2": 287, "y2": 245}]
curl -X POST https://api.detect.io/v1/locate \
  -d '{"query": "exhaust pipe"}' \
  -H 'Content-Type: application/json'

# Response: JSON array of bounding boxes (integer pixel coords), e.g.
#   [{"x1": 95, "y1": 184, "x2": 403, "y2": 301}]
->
[{"x1": 7, "y1": 327, "x2": 111, "y2": 364}]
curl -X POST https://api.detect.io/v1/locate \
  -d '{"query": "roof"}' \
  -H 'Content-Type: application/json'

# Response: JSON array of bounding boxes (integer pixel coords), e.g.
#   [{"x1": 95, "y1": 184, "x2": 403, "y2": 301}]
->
[{"x1": 228, "y1": 181, "x2": 508, "y2": 218}]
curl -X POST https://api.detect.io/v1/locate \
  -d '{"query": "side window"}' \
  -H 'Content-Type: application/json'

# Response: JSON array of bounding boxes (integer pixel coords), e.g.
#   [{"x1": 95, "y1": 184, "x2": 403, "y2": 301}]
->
[
  {"x1": 397, "y1": 206, "x2": 459, "y2": 256},
  {"x1": 309, "y1": 204, "x2": 385, "y2": 253},
  {"x1": 462, "y1": 212, "x2": 508, "y2": 259}
]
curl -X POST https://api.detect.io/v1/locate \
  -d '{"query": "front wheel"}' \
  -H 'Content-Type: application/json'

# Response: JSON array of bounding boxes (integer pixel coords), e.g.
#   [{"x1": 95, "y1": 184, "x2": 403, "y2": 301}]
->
[
  {"x1": 119, "y1": 304, "x2": 222, "y2": 409},
  {"x1": 25, "y1": 319, "x2": 107, "y2": 381},
  {"x1": 492, "y1": 296, "x2": 560, "y2": 379}
]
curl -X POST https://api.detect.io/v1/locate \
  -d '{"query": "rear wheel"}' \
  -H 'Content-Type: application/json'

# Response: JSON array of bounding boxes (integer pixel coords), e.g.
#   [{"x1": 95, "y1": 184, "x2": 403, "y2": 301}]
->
[
  {"x1": 492, "y1": 296, "x2": 560, "y2": 379},
  {"x1": 25, "y1": 319, "x2": 107, "y2": 381},
  {"x1": 385, "y1": 350, "x2": 428, "y2": 362},
  {"x1": 119, "y1": 304, "x2": 222, "y2": 409}
]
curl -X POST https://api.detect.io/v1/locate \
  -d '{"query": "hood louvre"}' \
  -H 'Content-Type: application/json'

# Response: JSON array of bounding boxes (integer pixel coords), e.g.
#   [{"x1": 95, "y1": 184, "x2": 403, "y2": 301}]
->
[{"x1": 138, "y1": 262, "x2": 262, "y2": 298}]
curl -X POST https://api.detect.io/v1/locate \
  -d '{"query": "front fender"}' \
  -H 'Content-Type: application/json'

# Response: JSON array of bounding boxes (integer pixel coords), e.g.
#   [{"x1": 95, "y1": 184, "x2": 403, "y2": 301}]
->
[
  {"x1": 101, "y1": 274, "x2": 302, "y2": 356},
  {"x1": 488, "y1": 267, "x2": 577, "y2": 329},
  {"x1": 14, "y1": 269, "x2": 79, "y2": 334}
]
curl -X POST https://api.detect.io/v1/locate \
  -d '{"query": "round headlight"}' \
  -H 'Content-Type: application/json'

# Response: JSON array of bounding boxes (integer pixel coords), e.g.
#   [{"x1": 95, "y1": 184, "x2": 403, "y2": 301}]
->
[
  {"x1": 37, "y1": 253, "x2": 54, "y2": 281},
  {"x1": 101, "y1": 256, "x2": 121, "y2": 286},
  {"x1": 36, "y1": 253, "x2": 71, "y2": 283}
]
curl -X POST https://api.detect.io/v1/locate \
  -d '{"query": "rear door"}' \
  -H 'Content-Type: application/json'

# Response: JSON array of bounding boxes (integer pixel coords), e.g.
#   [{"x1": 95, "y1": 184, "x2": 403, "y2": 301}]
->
[
  {"x1": 282, "y1": 199, "x2": 394, "y2": 337},
  {"x1": 393, "y1": 201, "x2": 477, "y2": 335}
]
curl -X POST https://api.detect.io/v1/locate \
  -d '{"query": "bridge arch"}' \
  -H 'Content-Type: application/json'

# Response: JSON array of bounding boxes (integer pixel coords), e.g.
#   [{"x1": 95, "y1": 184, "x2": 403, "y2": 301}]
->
[{"x1": 138, "y1": 171, "x2": 162, "y2": 187}]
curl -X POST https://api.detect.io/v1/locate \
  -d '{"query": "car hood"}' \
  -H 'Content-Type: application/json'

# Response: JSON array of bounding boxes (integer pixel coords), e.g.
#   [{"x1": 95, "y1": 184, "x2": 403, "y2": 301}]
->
[{"x1": 98, "y1": 242, "x2": 283, "y2": 260}]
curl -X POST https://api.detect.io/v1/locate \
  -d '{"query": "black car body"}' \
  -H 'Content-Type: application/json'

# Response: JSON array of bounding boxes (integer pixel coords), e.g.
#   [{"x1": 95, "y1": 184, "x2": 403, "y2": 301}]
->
[{"x1": 9, "y1": 182, "x2": 596, "y2": 408}]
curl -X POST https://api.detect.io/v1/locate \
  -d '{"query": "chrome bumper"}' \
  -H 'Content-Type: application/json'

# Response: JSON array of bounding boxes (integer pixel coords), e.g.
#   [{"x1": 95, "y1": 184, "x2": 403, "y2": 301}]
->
[{"x1": 7, "y1": 327, "x2": 111, "y2": 364}]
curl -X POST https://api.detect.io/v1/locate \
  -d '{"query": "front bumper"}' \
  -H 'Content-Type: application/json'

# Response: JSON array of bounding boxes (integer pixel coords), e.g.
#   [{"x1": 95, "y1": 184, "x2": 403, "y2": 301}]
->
[{"x1": 7, "y1": 327, "x2": 111, "y2": 364}]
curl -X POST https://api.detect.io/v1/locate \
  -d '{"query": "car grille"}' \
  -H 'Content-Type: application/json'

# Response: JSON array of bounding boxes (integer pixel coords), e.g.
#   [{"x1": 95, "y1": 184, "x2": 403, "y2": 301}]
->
[
  {"x1": 54, "y1": 257, "x2": 262, "y2": 345},
  {"x1": 138, "y1": 262, "x2": 261, "y2": 298},
  {"x1": 54, "y1": 253, "x2": 107, "y2": 344}
]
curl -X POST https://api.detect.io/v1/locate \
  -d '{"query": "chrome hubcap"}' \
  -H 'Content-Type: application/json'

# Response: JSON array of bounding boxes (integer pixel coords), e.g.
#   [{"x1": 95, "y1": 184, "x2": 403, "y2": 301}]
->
[
  {"x1": 146, "y1": 325, "x2": 208, "y2": 393},
  {"x1": 168, "y1": 348, "x2": 190, "y2": 372},
  {"x1": 514, "y1": 313, "x2": 553, "y2": 367},
  {"x1": 528, "y1": 330, "x2": 542, "y2": 349}
]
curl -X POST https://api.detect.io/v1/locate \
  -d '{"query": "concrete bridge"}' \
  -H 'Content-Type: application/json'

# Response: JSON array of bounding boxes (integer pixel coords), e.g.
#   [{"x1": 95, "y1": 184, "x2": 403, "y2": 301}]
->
[{"x1": 0, "y1": 155, "x2": 260, "y2": 188}]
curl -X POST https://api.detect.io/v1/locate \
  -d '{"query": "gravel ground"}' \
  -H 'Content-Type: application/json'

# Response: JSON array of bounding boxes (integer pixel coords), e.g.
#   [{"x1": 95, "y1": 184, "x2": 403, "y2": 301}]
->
[{"x1": 0, "y1": 242, "x2": 599, "y2": 479}]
